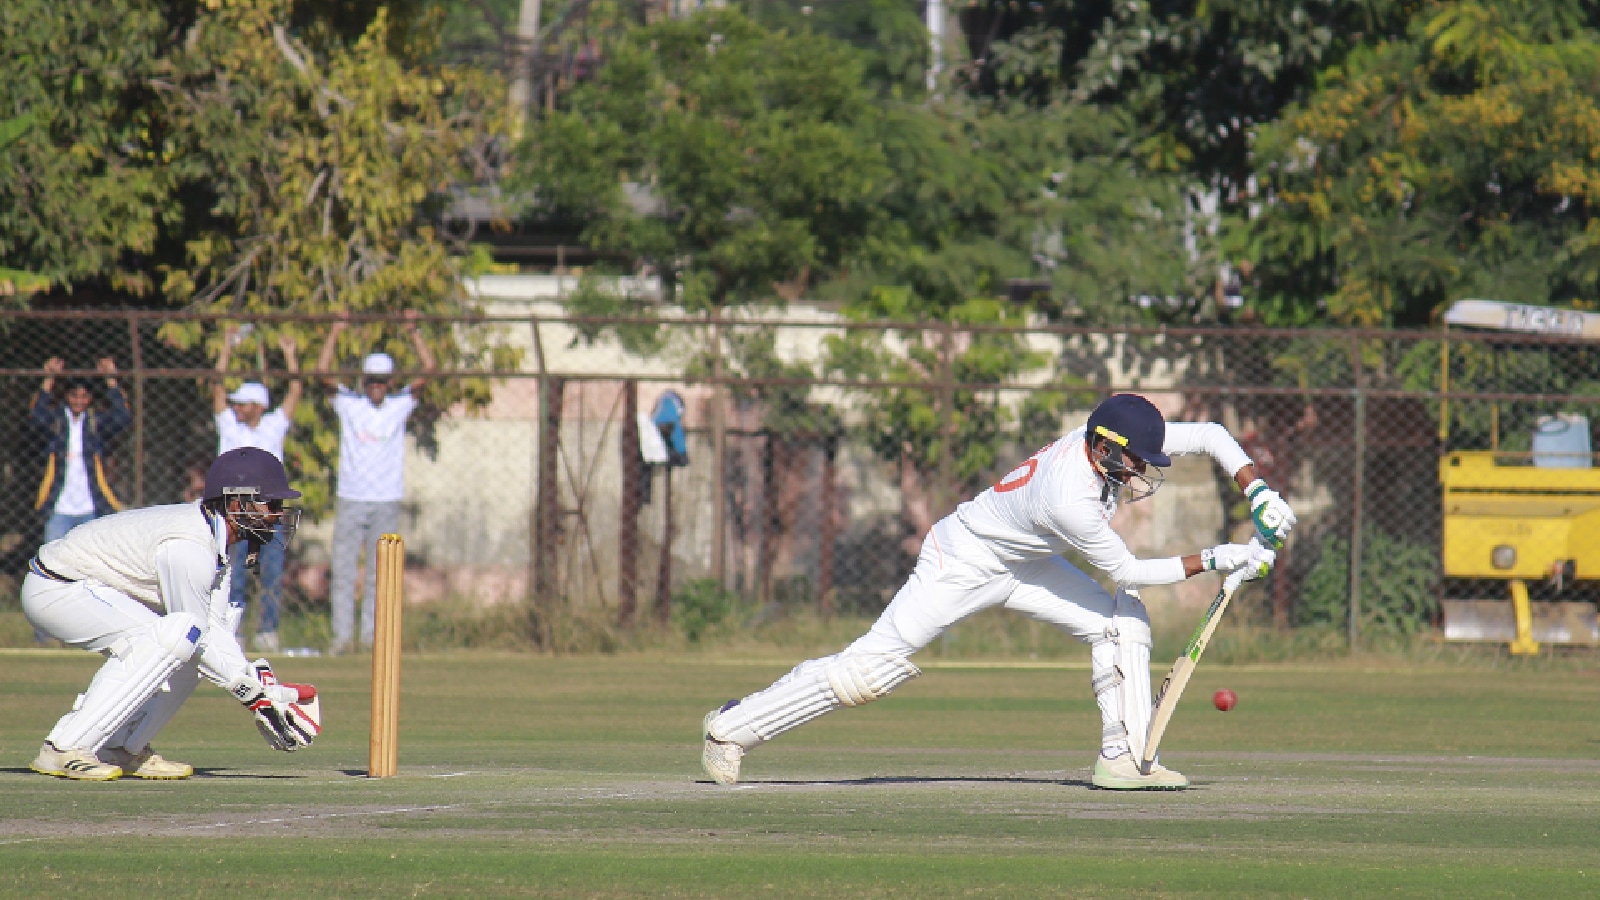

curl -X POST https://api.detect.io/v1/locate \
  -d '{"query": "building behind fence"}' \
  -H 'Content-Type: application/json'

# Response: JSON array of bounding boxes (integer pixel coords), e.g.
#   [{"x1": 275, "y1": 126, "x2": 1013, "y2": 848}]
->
[{"x1": 3, "y1": 287, "x2": 1597, "y2": 647}]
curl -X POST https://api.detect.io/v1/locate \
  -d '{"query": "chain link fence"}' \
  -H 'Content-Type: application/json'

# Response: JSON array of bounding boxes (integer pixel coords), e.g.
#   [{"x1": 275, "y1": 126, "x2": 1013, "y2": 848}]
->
[{"x1": 3, "y1": 309, "x2": 1597, "y2": 649}]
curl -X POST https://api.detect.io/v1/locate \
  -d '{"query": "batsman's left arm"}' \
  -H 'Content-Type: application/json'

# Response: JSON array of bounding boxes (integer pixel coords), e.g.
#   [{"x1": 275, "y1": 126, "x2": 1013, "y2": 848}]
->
[{"x1": 1164, "y1": 423, "x2": 1297, "y2": 549}]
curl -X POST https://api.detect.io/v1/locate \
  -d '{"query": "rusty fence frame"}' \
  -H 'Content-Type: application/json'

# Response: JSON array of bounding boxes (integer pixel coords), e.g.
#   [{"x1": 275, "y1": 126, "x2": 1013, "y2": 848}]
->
[{"x1": 3, "y1": 309, "x2": 1597, "y2": 645}]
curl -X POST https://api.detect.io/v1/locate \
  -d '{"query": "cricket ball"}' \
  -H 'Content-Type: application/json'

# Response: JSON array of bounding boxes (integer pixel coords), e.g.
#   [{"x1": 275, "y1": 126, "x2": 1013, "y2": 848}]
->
[{"x1": 1213, "y1": 689, "x2": 1237, "y2": 712}]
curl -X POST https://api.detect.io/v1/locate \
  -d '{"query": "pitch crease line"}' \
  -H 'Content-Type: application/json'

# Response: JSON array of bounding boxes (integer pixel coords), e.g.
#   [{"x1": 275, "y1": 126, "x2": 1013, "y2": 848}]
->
[{"x1": 185, "y1": 804, "x2": 460, "y2": 831}]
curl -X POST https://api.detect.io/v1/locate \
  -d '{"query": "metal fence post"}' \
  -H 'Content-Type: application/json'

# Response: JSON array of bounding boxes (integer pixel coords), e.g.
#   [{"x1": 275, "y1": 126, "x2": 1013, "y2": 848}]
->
[
  {"x1": 530, "y1": 319, "x2": 561, "y2": 645},
  {"x1": 710, "y1": 316, "x2": 727, "y2": 589},
  {"x1": 656, "y1": 464, "x2": 674, "y2": 625},
  {"x1": 818, "y1": 434, "x2": 838, "y2": 617},
  {"x1": 938, "y1": 321, "x2": 956, "y2": 517},
  {"x1": 1348, "y1": 336, "x2": 1366, "y2": 649},
  {"x1": 126, "y1": 313, "x2": 145, "y2": 507},
  {"x1": 618, "y1": 380, "x2": 640, "y2": 625}
]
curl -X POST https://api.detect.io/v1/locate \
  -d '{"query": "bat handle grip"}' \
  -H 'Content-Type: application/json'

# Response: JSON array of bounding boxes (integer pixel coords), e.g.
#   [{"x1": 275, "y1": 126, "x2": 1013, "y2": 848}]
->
[{"x1": 1224, "y1": 566, "x2": 1251, "y2": 593}]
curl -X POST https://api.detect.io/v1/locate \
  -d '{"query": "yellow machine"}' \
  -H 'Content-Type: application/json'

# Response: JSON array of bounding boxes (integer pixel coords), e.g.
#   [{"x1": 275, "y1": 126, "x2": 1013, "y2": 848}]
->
[
  {"x1": 1440, "y1": 452, "x2": 1600, "y2": 653},
  {"x1": 1438, "y1": 299, "x2": 1600, "y2": 653}
]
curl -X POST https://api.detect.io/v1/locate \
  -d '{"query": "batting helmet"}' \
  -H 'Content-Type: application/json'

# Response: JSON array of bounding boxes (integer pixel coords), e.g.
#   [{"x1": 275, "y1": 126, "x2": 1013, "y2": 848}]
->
[
  {"x1": 204, "y1": 448, "x2": 302, "y2": 558},
  {"x1": 1085, "y1": 394, "x2": 1171, "y2": 467},
  {"x1": 204, "y1": 448, "x2": 301, "y2": 503}
]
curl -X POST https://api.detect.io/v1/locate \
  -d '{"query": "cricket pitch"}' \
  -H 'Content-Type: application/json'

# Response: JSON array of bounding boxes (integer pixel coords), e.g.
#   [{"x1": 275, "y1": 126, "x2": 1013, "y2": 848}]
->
[{"x1": 2, "y1": 653, "x2": 1598, "y2": 897}]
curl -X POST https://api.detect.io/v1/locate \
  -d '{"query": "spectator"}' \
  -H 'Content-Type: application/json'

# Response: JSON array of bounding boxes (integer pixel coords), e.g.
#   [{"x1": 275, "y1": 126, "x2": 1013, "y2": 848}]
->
[
  {"x1": 213, "y1": 328, "x2": 302, "y2": 652},
  {"x1": 32, "y1": 357, "x2": 130, "y2": 540},
  {"x1": 179, "y1": 454, "x2": 211, "y2": 504},
  {"x1": 317, "y1": 312, "x2": 435, "y2": 654}
]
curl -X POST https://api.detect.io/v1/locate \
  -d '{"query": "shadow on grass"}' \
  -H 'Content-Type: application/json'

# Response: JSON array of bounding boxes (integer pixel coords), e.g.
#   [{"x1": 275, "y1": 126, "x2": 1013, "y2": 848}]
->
[
  {"x1": 699, "y1": 775, "x2": 1092, "y2": 787},
  {"x1": 192, "y1": 769, "x2": 307, "y2": 779}
]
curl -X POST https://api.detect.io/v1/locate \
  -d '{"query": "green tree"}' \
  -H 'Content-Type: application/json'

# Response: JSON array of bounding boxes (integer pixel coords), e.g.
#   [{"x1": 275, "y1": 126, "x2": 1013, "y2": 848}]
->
[
  {"x1": 0, "y1": 115, "x2": 50, "y2": 296},
  {"x1": 971, "y1": 1, "x2": 1414, "y2": 192},
  {"x1": 521, "y1": 9, "x2": 1094, "y2": 545},
  {"x1": 517, "y1": 8, "x2": 892, "y2": 317},
  {"x1": 751, "y1": 0, "x2": 932, "y2": 97},
  {"x1": 0, "y1": 0, "x2": 170, "y2": 299},
  {"x1": 1240, "y1": 0, "x2": 1600, "y2": 325},
  {"x1": 156, "y1": 0, "x2": 513, "y2": 506}
]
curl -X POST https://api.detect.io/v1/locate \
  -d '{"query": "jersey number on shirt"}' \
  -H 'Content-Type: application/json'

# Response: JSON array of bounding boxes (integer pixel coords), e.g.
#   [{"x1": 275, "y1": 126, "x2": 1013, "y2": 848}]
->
[{"x1": 993, "y1": 440, "x2": 1057, "y2": 493}]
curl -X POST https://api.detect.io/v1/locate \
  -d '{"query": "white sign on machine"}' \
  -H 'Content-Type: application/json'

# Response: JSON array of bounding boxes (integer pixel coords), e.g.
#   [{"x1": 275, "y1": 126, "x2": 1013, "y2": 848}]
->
[{"x1": 1443, "y1": 298, "x2": 1600, "y2": 337}]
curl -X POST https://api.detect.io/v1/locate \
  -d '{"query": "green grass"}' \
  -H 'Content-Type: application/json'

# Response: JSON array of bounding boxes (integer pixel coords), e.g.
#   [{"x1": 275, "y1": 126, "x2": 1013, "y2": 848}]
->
[{"x1": 3, "y1": 651, "x2": 1600, "y2": 897}]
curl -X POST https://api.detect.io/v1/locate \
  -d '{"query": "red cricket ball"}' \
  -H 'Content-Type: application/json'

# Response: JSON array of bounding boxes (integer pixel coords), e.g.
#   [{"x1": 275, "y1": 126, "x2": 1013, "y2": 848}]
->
[{"x1": 1213, "y1": 689, "x2": 1237, "y2": 712}]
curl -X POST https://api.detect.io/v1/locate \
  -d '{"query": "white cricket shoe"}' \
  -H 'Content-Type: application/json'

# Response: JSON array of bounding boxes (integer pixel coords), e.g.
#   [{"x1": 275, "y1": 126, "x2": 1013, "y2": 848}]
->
[
  {"x1": 1091, "y1": 751, "x2": 1189, "y2": 790},
  {"x1": 101, "y1": 745, "x2": 194, "y2": 780},
  {"x1": 31, "y1": 742, "x2": 122, "y2": 782},
  {"x1": 702, "y1": 704, "x2": 745, "y2": 785}
]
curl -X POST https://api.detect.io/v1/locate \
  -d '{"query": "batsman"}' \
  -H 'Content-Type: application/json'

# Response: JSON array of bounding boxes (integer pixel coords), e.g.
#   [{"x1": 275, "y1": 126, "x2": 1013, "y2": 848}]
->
[
  {"x1": 703, "y1": 394, "x2": 1293, "y2": 789},
  {"x1": 22, "y1": 447, "x2": 321, "y2": 781}
]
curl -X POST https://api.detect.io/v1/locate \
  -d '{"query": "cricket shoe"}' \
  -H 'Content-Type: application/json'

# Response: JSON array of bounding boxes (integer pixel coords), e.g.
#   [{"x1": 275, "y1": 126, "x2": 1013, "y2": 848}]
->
[
  {"x1": 31, "y1": 742, "x2": 122, "y2": 782},
  {"x1": 101, "y1": 745, "x2": 194, "y2": 780},
  {"x1": 1090, "y1": 751, "x2": 1189, "y2": 790},
  {"x1": 702, "y1": 701, "x2": 745, "y2": 785}
]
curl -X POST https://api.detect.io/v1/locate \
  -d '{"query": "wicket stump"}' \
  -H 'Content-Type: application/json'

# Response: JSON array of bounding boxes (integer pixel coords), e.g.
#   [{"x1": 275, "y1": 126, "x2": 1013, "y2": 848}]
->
[{"x1": 369, "y1": 533, "x2": 405, "y2": 777}]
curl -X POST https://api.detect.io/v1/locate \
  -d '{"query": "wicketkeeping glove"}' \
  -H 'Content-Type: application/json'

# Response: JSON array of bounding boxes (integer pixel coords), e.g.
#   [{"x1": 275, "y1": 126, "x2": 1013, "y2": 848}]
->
[
  {"x1": 1245, "y1": 479, "x2": 1298, "y2": 549},
  {"x1": 226, "y1": 659, "x2": 321, "y2": 752}
]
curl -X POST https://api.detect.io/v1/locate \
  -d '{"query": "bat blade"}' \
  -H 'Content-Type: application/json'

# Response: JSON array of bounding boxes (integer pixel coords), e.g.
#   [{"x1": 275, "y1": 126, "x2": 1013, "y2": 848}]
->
[
  {"x1": 1141, "y1": 658, "x2": 1195, "y2": 775},
  {"x1": 1139, "y1": 567, "x2": 1249, "y2": 776}
]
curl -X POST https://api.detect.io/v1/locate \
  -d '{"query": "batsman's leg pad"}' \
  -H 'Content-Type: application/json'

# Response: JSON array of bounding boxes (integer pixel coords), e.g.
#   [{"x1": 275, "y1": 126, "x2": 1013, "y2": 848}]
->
[
  {"x1": 47, "y1": 613, "x2": 203, "y2": 752},
  {"x1": 709, "y1": 652, "x2": 921, "y2": 749},
  {"x1": 827, "y1": 652, "x2": 920, "y2": 707},
  {"x1": 1090, "y1": 606, "x2": 1153, "y2": 761}
]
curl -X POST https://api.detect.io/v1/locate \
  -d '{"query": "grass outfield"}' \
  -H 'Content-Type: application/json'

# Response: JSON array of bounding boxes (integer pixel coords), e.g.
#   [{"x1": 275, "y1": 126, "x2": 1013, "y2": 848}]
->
[{"x1": 3, "y1": 651, "x2": 1600, "y2": 897}]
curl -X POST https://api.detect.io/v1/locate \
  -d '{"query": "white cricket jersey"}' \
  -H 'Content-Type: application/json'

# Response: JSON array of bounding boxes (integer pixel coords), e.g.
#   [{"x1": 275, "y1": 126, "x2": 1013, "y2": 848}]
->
[
  {"x1": 55, "y1": 411, "x2": 96, "y2": 516},
  {"x1": 38, "y1": 501, "x2": 252, "y2": 687},
  {"x1": 333, "y1": 386, "x2": 416, "y2": 502},
  {"x1": 955, "y1": 423, "x2": 1253, "y2": 589},
  {"x1": 216, "y1": 407, "x2": 292, "y2": 460}
]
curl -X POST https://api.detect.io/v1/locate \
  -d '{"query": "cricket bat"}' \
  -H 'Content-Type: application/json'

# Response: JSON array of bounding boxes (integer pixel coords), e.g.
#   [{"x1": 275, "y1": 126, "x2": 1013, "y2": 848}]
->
[{"x1": 1140, "y1": 565, "x2": 1252, "y2": 776}]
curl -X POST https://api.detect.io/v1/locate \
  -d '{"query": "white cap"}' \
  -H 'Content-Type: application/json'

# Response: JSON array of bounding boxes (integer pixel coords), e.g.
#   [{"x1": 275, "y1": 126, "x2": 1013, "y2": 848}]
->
[
  {"x1": 362, "y1": 352, "x2": 395, "y2": 376},
  {"x1": 227, "y1": 382, "x2": 270, "y2": 406}
]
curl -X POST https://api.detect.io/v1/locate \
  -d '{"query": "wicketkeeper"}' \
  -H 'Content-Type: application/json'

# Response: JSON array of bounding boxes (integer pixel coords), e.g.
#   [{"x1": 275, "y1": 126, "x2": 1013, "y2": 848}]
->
[
  {"x1": 22, "y1": 447, "x2": 321, "y2": 781},
  {"x1": 702, "y1": 394, "x2": 1294, "y2": 790}
]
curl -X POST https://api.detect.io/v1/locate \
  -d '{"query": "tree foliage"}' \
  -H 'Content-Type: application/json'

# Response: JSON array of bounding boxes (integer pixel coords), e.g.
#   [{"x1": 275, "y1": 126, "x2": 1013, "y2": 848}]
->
[
  {"x1": 517, "y1": 8, "x2": 891, "y2": 314},
  {"x1": 150, "y1": 0, "x2": 514, "y2": 508},
  {"x1": 0, "y1": 0, "x2": 170, "y2": 298},
  {"x1": 517, "y1": 8, "x2": 1074, "y2": 520},
  {"x1": 1242, "y1": 0, "x2": 1600, "y2": 325},
  {"x1": 160, "y1": 0, "x2": 501, "y2": 323}
]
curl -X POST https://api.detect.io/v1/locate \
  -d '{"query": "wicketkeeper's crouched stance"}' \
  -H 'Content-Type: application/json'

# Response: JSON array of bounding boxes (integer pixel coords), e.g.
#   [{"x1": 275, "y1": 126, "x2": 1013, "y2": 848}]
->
[
  {"x1": 703, "y1": 394, "x2": 1294, "y2": 790},
  {"x1": 23, "y1": 448, "x2": 320, "y2": 781}
]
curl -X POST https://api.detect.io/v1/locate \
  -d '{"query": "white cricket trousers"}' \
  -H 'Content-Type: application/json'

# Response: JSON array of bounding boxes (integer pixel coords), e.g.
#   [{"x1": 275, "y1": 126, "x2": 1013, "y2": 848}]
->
[
  {"x1": 847, "y1": 515, "x2": 1144, "y2": 659},
  {"x1": 713, "y1": 515, "x2": 1149, "y2": 752},
  {"x1": 21, "y1": 573, "x2": 202, "y2": 751}
]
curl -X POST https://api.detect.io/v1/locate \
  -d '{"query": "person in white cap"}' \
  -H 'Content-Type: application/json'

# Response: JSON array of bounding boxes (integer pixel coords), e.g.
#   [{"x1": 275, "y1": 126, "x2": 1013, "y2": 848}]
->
[
  {"x1": 213, "y1": 327, "x2": 302, "y2": 652},
  {"x1": 316, "y1": 311, "x2": 435, "y2": 653}
]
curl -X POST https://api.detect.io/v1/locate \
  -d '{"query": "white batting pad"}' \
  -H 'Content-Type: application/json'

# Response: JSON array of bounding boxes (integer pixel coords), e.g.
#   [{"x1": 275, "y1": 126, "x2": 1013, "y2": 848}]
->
[
  {"x1": 108, "y1": 662, "x2": 202, "y2": 754},
  {"x1": 48, "y1": 613, "x2": 203, "y2": 752},
  {"x1": 1091, "y1": 614, "x2": 1153, "y2": 760},
  {"x1": 708, "y1": 652, "x2": 921, "y2": 749}
]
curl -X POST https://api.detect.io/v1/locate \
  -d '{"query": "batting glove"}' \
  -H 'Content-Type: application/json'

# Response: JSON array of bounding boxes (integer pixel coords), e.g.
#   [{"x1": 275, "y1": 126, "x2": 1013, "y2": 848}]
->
[
  {"x1": 1245, "y1": 479, "x2": 1297, "y2": 549},
  {"x1": 227, "y1": 660, "x2": 320, "y2": 752},
  {"x1": 1202, "y1": 539, "x2": 1277, "y2": 579},
  {"x1": 1242, "y1": 537, "x2": 1277, "y2": 582}
]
